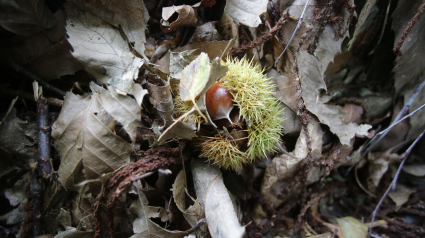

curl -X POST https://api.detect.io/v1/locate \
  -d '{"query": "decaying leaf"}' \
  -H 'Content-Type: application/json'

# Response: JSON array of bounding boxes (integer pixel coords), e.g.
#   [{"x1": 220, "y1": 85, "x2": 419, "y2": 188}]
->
[
  {"x1": 297, "y1": 50, "x2": 363, "y2": 146},
  {"x1": 0, "y1": 108, "x2": 38, "y2": 171},
  {"x1": 191, "y1": 159, "x2": 245, "y2": 238},
  {"x1": 161, "y1": 5, "x2": 197, "y2": 32},
  {"x1": 0, "y1": 9, "x2": 83, "y2": 80},
  {"x1": 261, "y1": 118, "x2": 323, "y2": 206},
  {"x1": 64, "y1": 1, "x2": 143, "y2": 87},
  {"x1": 52, "y1": 92, "x2": 132, "y2": 190},
  {"x1": 129, "y1": 181, "x2": 188, "y2": 238},
  {"x1": 392, "y1": 1, "x2": 425, "y2": 140},
  {"x1": 366, "y1": 152, "x2": 399, "y2": 193},
  {"x1": 0, "y1": 0, "x2": 56, "y2": 36},
  {"x1": 224, "y1": 0, "x2": 268, "y2": 28}
]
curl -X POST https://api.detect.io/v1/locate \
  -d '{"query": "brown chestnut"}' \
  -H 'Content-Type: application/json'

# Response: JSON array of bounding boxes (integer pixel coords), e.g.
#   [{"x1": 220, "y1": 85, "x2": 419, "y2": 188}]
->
[{"x1": 206, "y1": 82, "x2": 234, "y2": 123}]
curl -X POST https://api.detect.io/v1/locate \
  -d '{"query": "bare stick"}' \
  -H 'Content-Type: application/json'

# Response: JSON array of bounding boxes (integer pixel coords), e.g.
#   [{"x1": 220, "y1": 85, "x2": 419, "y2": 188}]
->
[
  {"x1": 368, "y1": 129, "x2": 425, "y2": 238},
  {"x1": 363, "y1": 80, "x2": 425, "y2": 155},
  {"x1": 275, "y1": 0, "x2": 311, "y2": 67}
]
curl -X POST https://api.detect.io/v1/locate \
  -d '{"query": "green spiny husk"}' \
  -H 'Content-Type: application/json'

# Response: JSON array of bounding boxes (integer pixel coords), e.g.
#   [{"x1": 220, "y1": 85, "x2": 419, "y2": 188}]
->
[{"x1": 199, "y1": 57, "x2": 284, "y2": 169}]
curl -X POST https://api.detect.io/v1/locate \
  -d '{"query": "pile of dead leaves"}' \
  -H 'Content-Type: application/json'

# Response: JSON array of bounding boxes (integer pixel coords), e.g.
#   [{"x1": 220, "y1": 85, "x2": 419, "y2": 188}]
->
[{"x1": 0, "y1": 0, "x2": 424, "y2": 238}]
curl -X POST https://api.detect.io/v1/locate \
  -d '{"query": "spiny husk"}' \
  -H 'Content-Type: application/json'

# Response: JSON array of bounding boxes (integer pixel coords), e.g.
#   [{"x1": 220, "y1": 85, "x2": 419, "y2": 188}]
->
[
  {"x1": 199, "y1": 136, "x2": 248, "y2": 170},
  {"x1": 199, "y1": 57, "x2": 284, "y2": 169},
  {"x1": 173, "y1": 93, "x2": 204, "y2": 125}
]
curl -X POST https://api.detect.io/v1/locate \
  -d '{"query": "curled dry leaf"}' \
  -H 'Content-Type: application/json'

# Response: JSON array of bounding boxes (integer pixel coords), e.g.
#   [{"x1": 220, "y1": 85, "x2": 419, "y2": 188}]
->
[
  {"x1": 172, "y1": 170, "x2": 205, "y2": 231},
  {"x1": 146, "y1": 79, "x2": 175, "y2": 128},
  {"x1": 191, "y1": 159, "x2": 245, "y2": 238},
  {"x1": 161, "y1": 5, "x2": 197, "y2": 32},
  {"x1": 52, "y1": 92, "x2": 132, "y2": 190},
  {"x1": 130, "y1": 181, "x2": 188, "y2": 238}
]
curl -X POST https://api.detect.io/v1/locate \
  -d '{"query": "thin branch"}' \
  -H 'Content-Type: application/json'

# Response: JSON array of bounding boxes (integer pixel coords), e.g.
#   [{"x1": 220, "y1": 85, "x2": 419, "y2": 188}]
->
[
  {"x1": 274, "y1": 0, "x2": 311, "y2": 67},
  {"x1": 363, "y1": 80, "x2": 425, "y2": 155},
  {"x1": 368, "y1": 129, "x2": 425, "y2": 238}
]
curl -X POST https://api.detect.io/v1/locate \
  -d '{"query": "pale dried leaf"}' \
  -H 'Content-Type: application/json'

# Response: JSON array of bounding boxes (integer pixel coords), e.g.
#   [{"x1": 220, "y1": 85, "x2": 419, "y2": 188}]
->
[
  {"x1": 64, "y1": 2, "x2": 143, "y2": 85},
  {"x1": 336, "y1": 217, "x2": 368, "y2": 238},
  {"x1": 96, "y1": 85, "x2": 143, "y2": 143},
  {"x1": 52, "y1": 92, "x2": 132, "y2": 190},
  {"x1": 191, "y1": 159, "x2": 245, "y2": 238},
  {"x1": 54, "y1": 227, "x2": 93, "y2": 238},
  {"x1": 69, "y1": 0, "x2": 149, "y2": 57},
  {"x1": 224, "y1": 0, "x2": 268, "y2": 27},
  {"x1": 367, "y1": 152, "x2": 399, "y2": 192},
  {"x1": 388, "y1": 184, "x2": 415, "y2": 208},
  {"x1": 0, "y1": 0, "x2": 56, "y2": 36}
]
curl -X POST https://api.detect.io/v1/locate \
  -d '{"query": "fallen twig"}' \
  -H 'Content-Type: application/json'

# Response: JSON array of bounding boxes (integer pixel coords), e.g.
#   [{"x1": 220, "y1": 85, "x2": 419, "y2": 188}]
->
[{"x1": 275, "y1": 0, "x2": 311, "y2": 67}]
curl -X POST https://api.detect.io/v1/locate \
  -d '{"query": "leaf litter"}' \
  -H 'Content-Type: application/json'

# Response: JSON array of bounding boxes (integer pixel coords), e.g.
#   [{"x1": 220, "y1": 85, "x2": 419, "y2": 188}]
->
[{"x1": 0, "y1": 0, "x2": 425, "y2": 238}]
